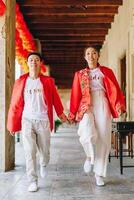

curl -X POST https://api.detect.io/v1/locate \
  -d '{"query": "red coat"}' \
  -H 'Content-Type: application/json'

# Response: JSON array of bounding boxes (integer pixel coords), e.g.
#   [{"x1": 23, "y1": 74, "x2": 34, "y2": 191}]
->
[
  {"x1": 69, "y1": 66, "x2": 126, "y2": 121},
  {"x1": 7, "y1": 73, "x2": 64, "y2": 132}
]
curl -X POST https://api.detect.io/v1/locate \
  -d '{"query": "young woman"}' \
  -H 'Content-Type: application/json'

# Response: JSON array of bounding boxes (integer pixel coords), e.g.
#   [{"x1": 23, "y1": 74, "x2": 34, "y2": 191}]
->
[{"x1": 69, "y1": 46, "x2": 126, "y2": 186}]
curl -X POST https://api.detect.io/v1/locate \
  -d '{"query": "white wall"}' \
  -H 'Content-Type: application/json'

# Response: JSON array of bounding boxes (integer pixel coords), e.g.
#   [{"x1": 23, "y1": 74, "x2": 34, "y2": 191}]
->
[{"x1": 99, "y1": 0, "x2": 134, "y2": 120}]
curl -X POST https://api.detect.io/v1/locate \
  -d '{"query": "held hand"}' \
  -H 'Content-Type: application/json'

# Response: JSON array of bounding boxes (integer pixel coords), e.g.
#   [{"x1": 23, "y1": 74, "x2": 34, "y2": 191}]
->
[
  {"x1": 9, "y1": 132, "x2": 15, "y2": 136},
  {"x1": 67, "y1": 114, "x2": 75, "y2": 124},
  {"x1": 59, "y1": 113, "x2": 68, "y2": 123},
  {"x1": 68, "y1": 118, "x2": 75, "y2": 124}
]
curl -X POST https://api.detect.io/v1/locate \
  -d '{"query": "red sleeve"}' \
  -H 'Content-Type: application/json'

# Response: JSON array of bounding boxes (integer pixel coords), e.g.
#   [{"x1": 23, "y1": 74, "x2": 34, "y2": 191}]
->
[
  {"x1": 69, "y1": 72, "x2": 82, "y2": 120},
  {"x1": 51, "y1": 79, "x2": 64, "y2": 116},
  {"x1": 103, "y1": 67, "x2": 126, "y2": 114},
  {"x1": 7, "y1": 79, "x2": 24, "y2": 132},
  {"x1": 109, "y1": 69, "x2": 126, "y2": 113}
]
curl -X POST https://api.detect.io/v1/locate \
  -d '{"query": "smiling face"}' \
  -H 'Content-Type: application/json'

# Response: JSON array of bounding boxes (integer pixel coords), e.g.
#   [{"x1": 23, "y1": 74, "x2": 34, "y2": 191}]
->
[
  {"x1": 84, "y1": 47, "x2": 99, "y2": 68},
  {"x1": 27, "y1": 54, "x2": 41, "y2": 77}
]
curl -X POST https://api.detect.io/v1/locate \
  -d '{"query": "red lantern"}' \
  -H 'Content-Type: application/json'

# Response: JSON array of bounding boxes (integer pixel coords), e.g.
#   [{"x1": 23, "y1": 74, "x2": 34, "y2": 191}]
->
[
  {"x1": 16, "y1": 3, "x2": 36, "y2": 53},
  {"x1": 16, "y1": 3, "x2": 47, "y2": 73},
  {"x1": 0, "y1": 0, "x2": 6, "y2": 16}
]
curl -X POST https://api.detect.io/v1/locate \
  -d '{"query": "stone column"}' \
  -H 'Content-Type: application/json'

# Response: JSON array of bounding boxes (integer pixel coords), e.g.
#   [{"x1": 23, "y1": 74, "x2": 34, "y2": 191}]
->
[{"x1": 0, "y1": 0, "x2": 16, "y2": 171}]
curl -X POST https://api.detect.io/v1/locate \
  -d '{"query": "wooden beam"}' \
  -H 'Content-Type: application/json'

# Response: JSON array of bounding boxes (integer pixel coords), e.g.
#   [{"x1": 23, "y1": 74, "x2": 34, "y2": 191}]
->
[
  {"x1": 48, "y1": 62, "x2": 82, "y2": 67},
  {"x1": 43, "y1": 53, "x2": 85, "y2": 59},
  {"x1": 48, "y1": 61, "x2": 84, "y2": 64},
  {"x1": 44, "y1": 52, "x2": 84, "y2": 56},
  {"x1": 27, "y1": 23, "x2": 111, "y2": 29},
  {"x1": 42, "y1": 49, "x2": 87, "y2": 52},
  {"x1": 41, "y1": 41, "x2": 103, "y2": 47},
  {"x1": 45, "y1": 56, "x2": 84, "y2": 59},
  {"x1": 40, "y1": 41, "x2": 103, "y2": 44},
  {"x1": 31, "y1": 29, "x2": 108, "y2": 35},
  {"x1": 42, "y1": 48, "x2": 102, "y2": 53},
  {"x1": 18, "y1": 0, "x2": 123, "y2": 6},
  {"x1": 45, "y1": 57, "x2": 85, "y2": 63},
  {"x1": 41, "y1": 43, "x2": 103, "y2": 53},
  {"x1": 43, "y1": 49, "x2": 84, "y2": 53},
  {"x1": 24, "y1": 14, "x2": 114, "y2": 23},
  {"x1": 35, "y1": 35, "x2": 105, "y2": 41},
  {"x1": 25, "y1": 12, "x2": 115, "y2": 17},
  {"x1": 41, "y1": 40, "x2": 103, "y2": 43},
  {"x1": 35, "y1": 33, "x2": 106, "y2": 37},
  {"x1": 20, "y1": 5, "x2": 119, "y2": 15}
]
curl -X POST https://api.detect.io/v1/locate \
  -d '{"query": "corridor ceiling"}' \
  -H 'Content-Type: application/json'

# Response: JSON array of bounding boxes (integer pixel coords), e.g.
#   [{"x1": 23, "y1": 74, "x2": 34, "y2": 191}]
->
[{"x1": 17, "y1": 0, "x2": 123, "y2": 88}]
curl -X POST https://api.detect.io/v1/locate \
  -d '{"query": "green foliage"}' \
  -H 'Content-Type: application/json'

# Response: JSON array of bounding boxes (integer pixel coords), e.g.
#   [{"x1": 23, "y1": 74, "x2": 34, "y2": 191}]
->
[{"x1": 54, "y1": 119, "x2": 62, "y2": 132}]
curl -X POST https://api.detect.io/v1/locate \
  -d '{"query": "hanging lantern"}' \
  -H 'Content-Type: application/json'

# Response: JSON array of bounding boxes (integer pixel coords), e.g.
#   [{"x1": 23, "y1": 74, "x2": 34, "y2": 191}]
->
[
  {"x1": 0, "y1": 0, "x2": 6, "y2": 16},
  {"x1": 16, "y1": 3, "x2": 46, "y2": 75},
  {"x1": 16, "y1": 3, "x2": 36, "y2": 72}
]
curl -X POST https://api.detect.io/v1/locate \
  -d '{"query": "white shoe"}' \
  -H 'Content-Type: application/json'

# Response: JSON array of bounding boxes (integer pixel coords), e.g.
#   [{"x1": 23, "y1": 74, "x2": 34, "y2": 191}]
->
[
  {"x1": 84, "y1": 159, "x2": 92, "y2": 173},
  {"x1": 95, "y1": 174, "x2": 105, "y2": 186},
  {"x1": 28, "y1": 182, "x2": 38, "y2": 192},
  {"x1": 40, "y1": 166, "x2": 48, "y2": 178}
]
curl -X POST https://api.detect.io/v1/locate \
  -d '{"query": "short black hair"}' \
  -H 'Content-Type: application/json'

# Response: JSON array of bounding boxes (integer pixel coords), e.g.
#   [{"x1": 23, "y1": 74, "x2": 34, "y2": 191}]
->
[
  {"x1": 84, "y1": 45, "x2": 101, "y2": 56},
  {"x1": 27, "y1": 52, "x2": 43, "y2": 61}
]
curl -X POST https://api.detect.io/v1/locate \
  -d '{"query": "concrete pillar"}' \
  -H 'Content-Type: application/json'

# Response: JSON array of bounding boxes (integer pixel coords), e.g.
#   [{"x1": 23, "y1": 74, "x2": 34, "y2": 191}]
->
[{"x1": 0, "y1": 0, "x2": 16, "y2": 171}]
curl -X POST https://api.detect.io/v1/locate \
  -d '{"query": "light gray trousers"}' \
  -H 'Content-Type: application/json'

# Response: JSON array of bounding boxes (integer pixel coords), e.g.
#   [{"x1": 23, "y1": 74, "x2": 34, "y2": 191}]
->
[
  {"x1": 22, "y1": 118, "x2": 50, "y2": 183},
  {"x1": 78, "y1": 90, "x2": 112, "y2": 177}
]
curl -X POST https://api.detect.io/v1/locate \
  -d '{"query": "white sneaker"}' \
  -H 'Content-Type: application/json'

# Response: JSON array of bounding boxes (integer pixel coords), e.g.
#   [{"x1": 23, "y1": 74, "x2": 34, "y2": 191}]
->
[
  {"x1": 84, "y1": 159, "x2": 92, "y2": 173},
  {"x1": 95, "y1": 174, "x2": 105, "y2": 186},
  {"x1": 40, "y1": 166, "x2": 48, "y2": 178},
  {"x1": 28, "y1": 182, "x2": 38, "y2": 192}
]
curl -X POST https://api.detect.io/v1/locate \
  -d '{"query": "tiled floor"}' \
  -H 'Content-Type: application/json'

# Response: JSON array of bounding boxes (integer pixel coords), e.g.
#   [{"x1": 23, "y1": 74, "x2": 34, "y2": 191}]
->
[{"x1": 0, "y1": 126, "x2": 134, "y2": 200}]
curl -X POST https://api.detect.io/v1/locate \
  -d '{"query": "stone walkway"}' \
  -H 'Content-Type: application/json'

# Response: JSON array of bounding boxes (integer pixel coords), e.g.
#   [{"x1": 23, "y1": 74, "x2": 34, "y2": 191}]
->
[{"x1": 0, "y1": 126, "x2": 134, "y2": 200}]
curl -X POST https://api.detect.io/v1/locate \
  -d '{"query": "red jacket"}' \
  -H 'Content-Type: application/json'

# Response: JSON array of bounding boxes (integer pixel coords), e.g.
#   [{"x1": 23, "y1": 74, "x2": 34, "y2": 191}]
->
[
  {"x1": 7, "y1": 73, "x2": 64, "y2": 132},
  {"x1": 69, "y1": 66, "x2": 126, "y2": 121}
]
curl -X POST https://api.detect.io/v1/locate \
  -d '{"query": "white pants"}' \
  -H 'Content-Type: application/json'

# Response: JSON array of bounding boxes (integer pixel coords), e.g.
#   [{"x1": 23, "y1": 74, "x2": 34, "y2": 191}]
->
[
  {"x1": 22, "y1": 118, "x2": 51, "y2": 183},
  {"x1": 78, "y1": 90, "x2": 112, "y2": 177}
]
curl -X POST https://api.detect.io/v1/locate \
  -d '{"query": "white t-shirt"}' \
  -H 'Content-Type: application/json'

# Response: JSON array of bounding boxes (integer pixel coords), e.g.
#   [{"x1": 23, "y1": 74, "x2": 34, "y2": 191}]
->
[
  {"x1": 89, "y1": 67, "x2": 106, "y2": 91},
  {"x1": 22, "y1": 77, "x2": 49, "y2": 121}
]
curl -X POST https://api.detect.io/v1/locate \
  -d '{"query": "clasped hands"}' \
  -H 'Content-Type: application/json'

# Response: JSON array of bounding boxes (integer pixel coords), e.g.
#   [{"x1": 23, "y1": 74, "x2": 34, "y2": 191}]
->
[{"x1": 59, "y1": 113, "x2": 75, "y2": 124}]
